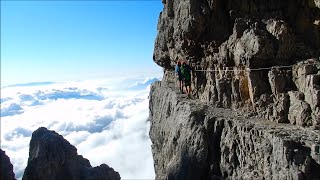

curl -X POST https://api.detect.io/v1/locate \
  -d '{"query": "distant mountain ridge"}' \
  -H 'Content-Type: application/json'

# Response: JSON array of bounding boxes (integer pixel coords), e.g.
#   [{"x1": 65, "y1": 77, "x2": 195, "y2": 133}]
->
[{"x1": 128, "y1": 77, "x2": 160, "y2": 90}]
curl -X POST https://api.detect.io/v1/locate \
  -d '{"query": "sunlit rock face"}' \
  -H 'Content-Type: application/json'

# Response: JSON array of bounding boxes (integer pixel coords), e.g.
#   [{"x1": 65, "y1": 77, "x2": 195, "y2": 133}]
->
[
  {"x1": 150, "y1": 0, "x2": 320, "y2": 179},
  {"x1": 22, "y1": 127, "x2": 120, "y2": 180},
  {"x1": 153, "y1": 0, "x2": 320, "y2": 128}
]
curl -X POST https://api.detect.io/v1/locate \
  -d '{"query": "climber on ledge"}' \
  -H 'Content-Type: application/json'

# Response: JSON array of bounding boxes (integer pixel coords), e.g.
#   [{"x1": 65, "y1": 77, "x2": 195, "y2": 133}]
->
[
  {"x1": 181, "y1": 60, "x2": 193, "y2": 97},
  {"x1": 175, "y1": 60, "x2": 184, "y2": 93}
]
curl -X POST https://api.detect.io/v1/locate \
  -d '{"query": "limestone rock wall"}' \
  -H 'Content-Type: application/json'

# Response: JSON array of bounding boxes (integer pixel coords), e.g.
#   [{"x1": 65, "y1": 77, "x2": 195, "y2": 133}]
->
[
  {"x1": 149, "y1": 81, "x2": 320, "y2": 180},
  {"x1": 22, "y1": 127, "x2": 120, "y2": 180},
  {"x1": 153, "y1": 0, "x2": 320, "y2": 128}
]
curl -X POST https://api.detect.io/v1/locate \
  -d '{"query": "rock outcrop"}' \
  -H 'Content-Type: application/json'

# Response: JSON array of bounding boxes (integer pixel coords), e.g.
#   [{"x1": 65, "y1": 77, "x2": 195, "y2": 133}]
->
[
  {"x1": 22, "y1": 127, "x2": 120, "y2": 180},
  {"x1": 153, "y1": 0, "x2": 320, "y2": 128},
  {"x1": 149, "y1": 81, "x2": 320, "y2": 179},
  {"x1": 150, "y1": 0, "x2": 320, "y2": 179},
  {"x1": 1, "y1": 149, "x2": 16, "y2": 180}
]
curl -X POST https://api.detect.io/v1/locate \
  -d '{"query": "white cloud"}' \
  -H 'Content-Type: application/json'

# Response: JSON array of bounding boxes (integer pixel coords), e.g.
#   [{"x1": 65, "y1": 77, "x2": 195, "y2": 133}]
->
[
  {"x1": 1, "y1": 103, "x2": 24, "y2": 117},
  {"x1": 0, "y1": 74, "x2": 161, "y2": 180}
]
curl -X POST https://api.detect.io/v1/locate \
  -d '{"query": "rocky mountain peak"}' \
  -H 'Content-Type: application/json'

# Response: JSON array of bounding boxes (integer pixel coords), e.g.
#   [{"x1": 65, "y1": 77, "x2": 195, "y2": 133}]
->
[{"x1": 22, "y1": 127, "x2": 120, "y2": 180}]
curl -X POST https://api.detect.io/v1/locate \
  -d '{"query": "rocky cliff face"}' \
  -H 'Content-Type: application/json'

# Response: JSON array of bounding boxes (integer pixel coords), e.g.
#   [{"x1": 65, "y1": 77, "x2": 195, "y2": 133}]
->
[
  {"x1": 22, "y1": 127, "x2": 120, "y2": 180},
  {"x1": 1, "y1": 149, "x2": 16, "y2": 180},
  {"x1": 149, "y1": 81, "x2": 320, "y2": 179},
  {"x1": 150, "y1": 0, "x2": 320, "y2": 179},
  {"x1": 153, "y1": 0, "x2": 320, "y2": 128}
]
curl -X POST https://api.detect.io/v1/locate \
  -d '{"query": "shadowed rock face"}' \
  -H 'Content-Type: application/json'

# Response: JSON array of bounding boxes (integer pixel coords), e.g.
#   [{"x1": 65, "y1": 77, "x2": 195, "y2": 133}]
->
[
  {"x1": 153, "y1": 0, "x2": 320, "y2": 128},
  {"x1": 22, "y1": 127, "x2": 120, "y2": 180},
  {"x1": 1, "y1": 149, "x2": 16, "y2": 180}
]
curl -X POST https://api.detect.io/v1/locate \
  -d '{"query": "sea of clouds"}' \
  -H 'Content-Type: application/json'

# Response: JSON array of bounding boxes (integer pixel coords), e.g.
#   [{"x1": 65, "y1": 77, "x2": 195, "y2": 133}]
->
[{"x1": 1, "y1": 74, "x2": 161, "y2": 179}]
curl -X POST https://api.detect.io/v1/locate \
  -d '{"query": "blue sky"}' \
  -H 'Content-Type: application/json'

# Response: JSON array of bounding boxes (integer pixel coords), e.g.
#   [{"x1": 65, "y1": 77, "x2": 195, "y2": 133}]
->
[{"x1": 1, "y1": 1, "x2": 163, "y2": 86}]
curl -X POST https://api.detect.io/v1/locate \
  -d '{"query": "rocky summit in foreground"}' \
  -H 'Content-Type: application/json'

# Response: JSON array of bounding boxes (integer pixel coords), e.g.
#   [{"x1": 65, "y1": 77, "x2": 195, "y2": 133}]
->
[
  {"x1": 150, "y1": 0, "x2": 320, "y2": 179},
  {"x1": 1, "y1": 149, "x2": 16, "y2": 180},
  {"x1": 22, "y1": 127, "x2": 120, "y2": 180}
]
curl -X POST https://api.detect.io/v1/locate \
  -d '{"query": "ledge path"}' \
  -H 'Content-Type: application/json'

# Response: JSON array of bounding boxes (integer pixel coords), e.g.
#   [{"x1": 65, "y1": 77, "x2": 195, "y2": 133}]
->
[{"x1": 149, "y1": 81, "x2": 320, "y2": 180}]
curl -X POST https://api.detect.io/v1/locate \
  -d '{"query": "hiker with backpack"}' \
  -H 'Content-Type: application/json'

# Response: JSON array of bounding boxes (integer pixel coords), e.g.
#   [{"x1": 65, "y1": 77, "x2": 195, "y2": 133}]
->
[
  {"x1": 181, "y1": 60, "x2": 193, "y2": 97},
  {"x1": 175, "y1": 60, "x2": 184, "y2": 93}
]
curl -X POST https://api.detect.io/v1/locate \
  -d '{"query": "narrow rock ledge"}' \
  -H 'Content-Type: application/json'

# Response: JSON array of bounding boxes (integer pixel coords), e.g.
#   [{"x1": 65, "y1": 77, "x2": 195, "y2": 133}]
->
[{"x1": 149, "y1": 81, "x2": 320, "y2": 180}]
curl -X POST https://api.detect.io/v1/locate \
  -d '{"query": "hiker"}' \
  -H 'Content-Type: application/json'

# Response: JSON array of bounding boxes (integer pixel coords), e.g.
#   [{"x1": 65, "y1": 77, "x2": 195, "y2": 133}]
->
[
  {"x1": 181, "y1": 60, "x2": 193, "y2": 97},
  {"x1": 175, "y1": 60, "x2": 184, "y2": 93}
]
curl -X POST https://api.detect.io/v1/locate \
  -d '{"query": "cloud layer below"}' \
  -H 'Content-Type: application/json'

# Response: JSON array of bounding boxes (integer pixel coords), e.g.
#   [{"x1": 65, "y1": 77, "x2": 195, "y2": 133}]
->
[{"x1": 1, "y1": 74, "x2": 161, "y2": 179}]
